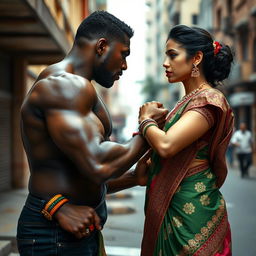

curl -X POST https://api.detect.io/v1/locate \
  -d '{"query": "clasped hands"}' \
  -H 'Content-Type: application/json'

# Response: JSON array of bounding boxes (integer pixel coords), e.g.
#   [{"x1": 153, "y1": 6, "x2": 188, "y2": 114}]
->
[
  {"x1": 54, "y1": 101, "x2": 168, "y2": 239},
  {"x1": 132, "y1": 101, "x2": 168, "y2": 186},
  {"x1": 139, "y1": 101, "x2": 169, "y2": 129}
]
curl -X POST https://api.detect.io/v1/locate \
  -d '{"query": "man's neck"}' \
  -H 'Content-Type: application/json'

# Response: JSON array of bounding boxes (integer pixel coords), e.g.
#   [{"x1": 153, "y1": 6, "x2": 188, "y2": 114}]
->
[{"x1": 66, "y1": 47, "x2": 94, "y2": 80}]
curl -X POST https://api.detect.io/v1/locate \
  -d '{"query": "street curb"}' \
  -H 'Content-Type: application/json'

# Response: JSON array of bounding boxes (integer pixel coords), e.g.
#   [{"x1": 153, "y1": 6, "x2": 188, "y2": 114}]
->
[
  {"x1": 0, "y1": 240, "x2": 11, "y2": 256},
  {"x1": 107, "y1": 206, "x2": 136, "y2": 215},
  {"x1": 106, "y1": 192, "x2": 135, "y2": 214},
  {"x1": 106, "y1": 193, "x2": 133, "y2": 200}
]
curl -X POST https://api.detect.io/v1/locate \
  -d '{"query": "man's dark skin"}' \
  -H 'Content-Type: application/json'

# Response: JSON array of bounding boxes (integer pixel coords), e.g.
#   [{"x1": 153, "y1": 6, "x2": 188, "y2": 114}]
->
[{"x1": 20, "y1": 35, "x2": 167, "y2": 239}]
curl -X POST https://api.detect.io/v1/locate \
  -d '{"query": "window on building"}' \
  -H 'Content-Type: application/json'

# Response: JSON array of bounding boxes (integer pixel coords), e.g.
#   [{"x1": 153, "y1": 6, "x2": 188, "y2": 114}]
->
[
  {"x1": 244, "y1": 106, "x2": 252, "y2": 131},
  {"x1": 173, "y1": 12, "x2": 180, "y2": 25},
  {"x1": 192, "y1": 14, "x2": 198, "y2": 25},
  {"x1": 227, "y1": 0, "x2": 233, "y2": 15},
  {"x1": 253, "y1": 38, "x2": 256, "y2": 72},
  {"x1": 216, "y1": 9, "x2": 221, "y2": 31},
  {"x1": 239, "y1": 28, "x2": 249, "y2": 61},
  {"x1": 156, "y1": 10, "x2": 160, "y2": 21},
  {"x1": 0, "y1": 53, "x2": 11, "y2": 93}
]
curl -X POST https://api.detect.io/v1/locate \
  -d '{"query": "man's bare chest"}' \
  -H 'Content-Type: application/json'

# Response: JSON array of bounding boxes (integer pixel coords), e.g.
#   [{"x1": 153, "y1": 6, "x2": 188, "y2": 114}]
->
[{"x1": 91, "y1": 95, "x2": 112, "y2": 138}]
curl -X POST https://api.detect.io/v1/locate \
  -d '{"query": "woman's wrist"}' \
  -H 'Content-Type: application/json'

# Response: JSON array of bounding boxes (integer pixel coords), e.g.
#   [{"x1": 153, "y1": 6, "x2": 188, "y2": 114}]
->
[
  {"x1": 139, "y1": 116, "x2": 152, "y2": 124},
  {"x1": 138, "y1": 118, "x2": 159, "y2": 137}
]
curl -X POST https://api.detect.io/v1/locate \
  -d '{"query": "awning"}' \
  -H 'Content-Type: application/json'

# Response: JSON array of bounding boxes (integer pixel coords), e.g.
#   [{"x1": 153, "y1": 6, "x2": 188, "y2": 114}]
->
[{"x1": 0, "y1": 0, "x2": 71, "y2": 64}]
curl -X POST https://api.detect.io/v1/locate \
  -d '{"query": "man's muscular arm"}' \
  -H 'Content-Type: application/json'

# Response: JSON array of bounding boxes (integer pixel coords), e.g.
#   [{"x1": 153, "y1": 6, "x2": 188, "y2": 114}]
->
[
  {"x1": 106, "y1": 150, "x2": 152, "y2": 194},
  {"x1": 31, "y1": 76, "x2": 152, "y2": 184}
]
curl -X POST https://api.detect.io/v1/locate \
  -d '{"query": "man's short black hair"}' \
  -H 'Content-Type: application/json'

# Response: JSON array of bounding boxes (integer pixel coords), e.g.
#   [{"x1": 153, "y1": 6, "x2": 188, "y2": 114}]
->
[{"x1": 75, "y1": 11, "x2": 134, "y2": 43}]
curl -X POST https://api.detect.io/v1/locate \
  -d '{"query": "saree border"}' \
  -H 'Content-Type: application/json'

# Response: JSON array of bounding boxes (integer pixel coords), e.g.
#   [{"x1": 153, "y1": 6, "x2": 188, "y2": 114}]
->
[
  {"x1": 177, "y1": 199, "x2": 228, "y2": 256},
  {"x1": 141, "y1": 88, "x2": 234, "y2": 256}
]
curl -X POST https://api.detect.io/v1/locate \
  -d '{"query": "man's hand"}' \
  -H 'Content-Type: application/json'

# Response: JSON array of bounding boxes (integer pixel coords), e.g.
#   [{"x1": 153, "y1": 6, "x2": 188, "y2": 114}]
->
[
  {"x1": 54, "y1": 204, "x2": 101, "y2": 239},
  {"x1": 133, "y1": 150, "x2": 152, "y2": 186},
  {"x1": 139, "y1": 101, "x2": 168, "y2": 128}
]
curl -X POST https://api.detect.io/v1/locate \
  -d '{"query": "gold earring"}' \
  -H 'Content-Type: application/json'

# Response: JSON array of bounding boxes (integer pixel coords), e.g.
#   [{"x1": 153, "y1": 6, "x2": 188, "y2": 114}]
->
[{"x1": 191, "y1": 64, "x2": 200, "y2": 77}]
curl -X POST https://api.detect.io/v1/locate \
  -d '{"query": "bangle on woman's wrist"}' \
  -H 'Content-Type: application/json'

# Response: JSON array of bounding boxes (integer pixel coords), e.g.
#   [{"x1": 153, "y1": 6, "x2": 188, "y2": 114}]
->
[
  {"x1": 138, "y1": 118, "x2": 159, "y2": 137},
  {"x1": 41, "y1": 194, "x2": 69, "y2": 221},
  {"x1": 143, "y1": 123, "x2": 158, "y2": 136}
]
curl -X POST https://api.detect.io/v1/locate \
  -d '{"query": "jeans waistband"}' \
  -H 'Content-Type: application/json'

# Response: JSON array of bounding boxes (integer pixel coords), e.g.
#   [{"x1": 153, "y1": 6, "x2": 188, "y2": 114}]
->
[
  {"x1": 25, "y1": 188, "x2": 106, "y2": 213},
  {"x1": 24, "y1": 190, "x2": 107, "y2": 227},
  {"x1": 25, "y1": 193, "x2": 47, "y2": 213}
]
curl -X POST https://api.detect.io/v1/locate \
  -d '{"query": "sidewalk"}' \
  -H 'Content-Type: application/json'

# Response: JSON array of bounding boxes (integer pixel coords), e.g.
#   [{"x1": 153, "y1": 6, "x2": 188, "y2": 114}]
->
[
  {"x1": 228, "y1": 161, "x2": 256, "y2": 178},
  {"x1": 0, "y1": 187, "x2": 144, "y2": 255},
  {"x1": 0, "y1": 163, "x2": 255, "y2": 255}
]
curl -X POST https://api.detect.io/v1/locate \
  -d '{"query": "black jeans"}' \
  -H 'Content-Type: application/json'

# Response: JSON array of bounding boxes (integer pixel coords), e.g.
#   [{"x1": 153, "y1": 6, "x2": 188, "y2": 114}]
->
[
  {"x1": 17, "y1": 193, "x2": 107, "y2": 256},
  {"x1": 237, "y1": 153, "x2": 252, "y2": 177}
]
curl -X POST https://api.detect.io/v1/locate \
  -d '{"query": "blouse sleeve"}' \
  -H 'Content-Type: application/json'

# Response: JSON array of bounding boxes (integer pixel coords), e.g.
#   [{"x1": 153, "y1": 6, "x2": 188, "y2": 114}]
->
[
  {"x1": 189, "y1": 106, "x2": 216, "y2": 128},
  {"x1": 182, "y1": 89, "x2": 226, "y2": 128}
]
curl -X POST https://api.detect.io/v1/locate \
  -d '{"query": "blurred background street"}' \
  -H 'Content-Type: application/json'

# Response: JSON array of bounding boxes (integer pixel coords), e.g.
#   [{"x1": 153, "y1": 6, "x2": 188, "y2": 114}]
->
[
  {"x1": 0, "y1": 164, "x2": 256, "y2": 255},
  {"x1": 0, "y1": 0, "x2": 256, "y2": 255}
]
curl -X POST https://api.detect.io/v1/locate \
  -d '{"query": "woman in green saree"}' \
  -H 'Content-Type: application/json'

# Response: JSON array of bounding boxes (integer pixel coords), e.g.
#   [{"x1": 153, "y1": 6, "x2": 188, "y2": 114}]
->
[{"x1": 138, "y1": 25, "x2": 234, "y2": 255}]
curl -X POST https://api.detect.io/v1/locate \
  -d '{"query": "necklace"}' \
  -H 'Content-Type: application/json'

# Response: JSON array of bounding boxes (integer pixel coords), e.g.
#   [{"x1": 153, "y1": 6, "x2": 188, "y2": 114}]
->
[{"x1": 176, "y1": 82, "x2": 209, "y2": 105}]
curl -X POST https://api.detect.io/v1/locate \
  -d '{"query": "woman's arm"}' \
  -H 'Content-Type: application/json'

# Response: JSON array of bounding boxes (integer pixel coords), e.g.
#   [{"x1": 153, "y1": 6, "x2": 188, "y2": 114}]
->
[{"x1": 139, "y1": 103, "x2": 214, "y2": 158}]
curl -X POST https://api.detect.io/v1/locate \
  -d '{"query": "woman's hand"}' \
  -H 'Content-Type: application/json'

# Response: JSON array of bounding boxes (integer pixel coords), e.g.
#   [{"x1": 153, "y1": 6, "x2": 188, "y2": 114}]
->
[
  {"x1": 139, "y1": 101, "x2": 168, "y2": 128},
  {"x1": 133, "y1": 150, "x2": 152, "y2": 186}
]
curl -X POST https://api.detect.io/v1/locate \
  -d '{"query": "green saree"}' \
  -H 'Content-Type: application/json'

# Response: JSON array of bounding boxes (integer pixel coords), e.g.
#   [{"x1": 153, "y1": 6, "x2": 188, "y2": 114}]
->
[{"x1": 141, "y1": 89, "x2": 234, "y2": 256}]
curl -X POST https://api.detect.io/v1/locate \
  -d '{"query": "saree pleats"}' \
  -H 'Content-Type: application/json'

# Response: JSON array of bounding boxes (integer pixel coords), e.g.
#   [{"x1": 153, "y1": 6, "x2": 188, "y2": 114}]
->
[{"x1": 153, "y1": 169, "x2": 229, "y2": 256}]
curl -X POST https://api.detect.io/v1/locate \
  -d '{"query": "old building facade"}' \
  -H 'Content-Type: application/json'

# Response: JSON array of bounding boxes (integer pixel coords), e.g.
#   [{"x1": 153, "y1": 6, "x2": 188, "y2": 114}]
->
[
  {"x1": 213, "y1": 0, "x2": 256, "y2": 163},
  {"x1": 0, "y1": 0, "x2": 106, "y2": 191}
]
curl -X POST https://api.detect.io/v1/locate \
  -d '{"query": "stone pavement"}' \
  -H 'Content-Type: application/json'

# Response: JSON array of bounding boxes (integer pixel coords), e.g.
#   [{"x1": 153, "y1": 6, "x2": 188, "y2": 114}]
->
[
  {"x1": 0, "y1": 186, "x2": 144, "y2": 255},
  {"x1": 0, "y1": 163, "x2": 255, "y2": 255}
]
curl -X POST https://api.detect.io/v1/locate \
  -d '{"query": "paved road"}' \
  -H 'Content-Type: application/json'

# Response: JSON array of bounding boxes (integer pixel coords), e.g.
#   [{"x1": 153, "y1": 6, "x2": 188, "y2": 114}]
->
[
  {"x1": 0, "y1": 166, "x2": 255, "y2": 255},
  {"x1": 104, "y1": 167, "x2": 256, "y2": 255},
  {"x1": 103, "y1": 187, "x2": 146, "y2": 249},
  {"x1": 221, "y1": 168, "x2": 256, "y2": 256}
]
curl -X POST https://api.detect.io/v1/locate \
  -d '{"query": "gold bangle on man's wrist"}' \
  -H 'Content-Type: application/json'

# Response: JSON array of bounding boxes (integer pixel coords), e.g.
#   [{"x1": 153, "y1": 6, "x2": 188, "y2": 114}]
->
[{"x1": 41, "y1": 194, "x2": 69, "y2": 221}]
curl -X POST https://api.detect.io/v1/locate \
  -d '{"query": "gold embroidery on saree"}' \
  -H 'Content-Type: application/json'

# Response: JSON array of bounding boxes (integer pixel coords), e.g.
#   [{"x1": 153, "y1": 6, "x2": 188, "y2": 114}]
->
[
  {"x1": 194, "y1": 182, "x2": 206, "y2": 192},
  {"x1": 203, "y1": 170, "x2": 213, "y2": 179},
  {"x1": 172, "y1": 216, "x2": 183, "y2": 228},
  {"x1": 175, "y1": 186, "x2": 181, "y2": 193},
  {"x1": 179, "y1": 198, "x2": 226, "y2": 255},
  {"x1": 200, "y1": 195, "x2": 210, "y2": 206},
  {"x1": 183, "y1": 203, "x2": 196, "y2": 215}
]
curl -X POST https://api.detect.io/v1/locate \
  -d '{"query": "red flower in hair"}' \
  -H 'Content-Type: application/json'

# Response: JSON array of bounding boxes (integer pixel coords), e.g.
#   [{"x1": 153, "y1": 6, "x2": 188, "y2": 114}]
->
[{"x1": 213, "y1": 41, "x2": 222, "y2": 55}]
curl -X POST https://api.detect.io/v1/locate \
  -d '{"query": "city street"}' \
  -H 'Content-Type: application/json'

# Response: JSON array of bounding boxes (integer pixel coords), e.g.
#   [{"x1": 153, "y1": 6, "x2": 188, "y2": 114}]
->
[
  {"x1": 221, "y1": 167, "x2": 256, "y2": 255},
  {"x1": 103, "y1": 166, "x2": 256, "y2": 255},
  {"x1": 0, "y1": 1, "x2": 256, "y2": 256}
]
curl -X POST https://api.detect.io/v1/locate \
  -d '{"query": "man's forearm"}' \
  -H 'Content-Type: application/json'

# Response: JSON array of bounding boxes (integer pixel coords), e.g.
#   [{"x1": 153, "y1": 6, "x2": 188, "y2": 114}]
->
[
  {"x1": 98, "y1": 135, "x2": 149, "y2": 180},
  {"x1": 106, "y1": 170, "x2": 137, "y2": 194}
]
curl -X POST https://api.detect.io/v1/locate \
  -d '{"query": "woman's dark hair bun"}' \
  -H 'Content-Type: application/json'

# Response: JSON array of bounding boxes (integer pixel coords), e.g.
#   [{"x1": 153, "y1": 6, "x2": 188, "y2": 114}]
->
[{"x1": 167, "y1": 25, "x2": 234, "y2": 87}]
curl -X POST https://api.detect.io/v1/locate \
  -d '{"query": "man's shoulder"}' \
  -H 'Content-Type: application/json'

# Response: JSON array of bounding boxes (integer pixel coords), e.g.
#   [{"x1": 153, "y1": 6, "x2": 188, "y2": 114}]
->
[
  {"x1": 28, "y1": 73, "x2": 96, "y2": 109},
  {"x1": 34, "y1": 72, "x2": 93, "y2": 93},
  {"x1": 23, "y1": 72, "x2": 97, "y2": 113}
]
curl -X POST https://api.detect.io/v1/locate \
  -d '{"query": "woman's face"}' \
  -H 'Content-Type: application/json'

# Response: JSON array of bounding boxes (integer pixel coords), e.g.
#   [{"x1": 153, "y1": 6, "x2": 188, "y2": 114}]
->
[{"x1": 163, "y1": 39, "x2": 193, "y2": 83}]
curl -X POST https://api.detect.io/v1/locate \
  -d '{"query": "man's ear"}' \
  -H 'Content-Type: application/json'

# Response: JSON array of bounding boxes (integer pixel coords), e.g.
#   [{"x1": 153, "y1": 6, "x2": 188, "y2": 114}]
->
[
  {"x1": 96, "y1": 38, "x2": 108, "y2": 56},
  {"x1": 193, "y1": 51, "x2": 204, "y2": 66}
]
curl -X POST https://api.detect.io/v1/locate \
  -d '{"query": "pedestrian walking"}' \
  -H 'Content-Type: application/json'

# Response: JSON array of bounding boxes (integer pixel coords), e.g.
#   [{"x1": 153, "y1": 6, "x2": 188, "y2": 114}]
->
[
  {"x1": 231, "y1": 122, "x2": 254, "y2": 178},
  {"x1": 226, "y1": 129, "x2": 236, "y2": 168},
  {"x1": 138, "y1": 25, "x2": 234, "y2": 255}
]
